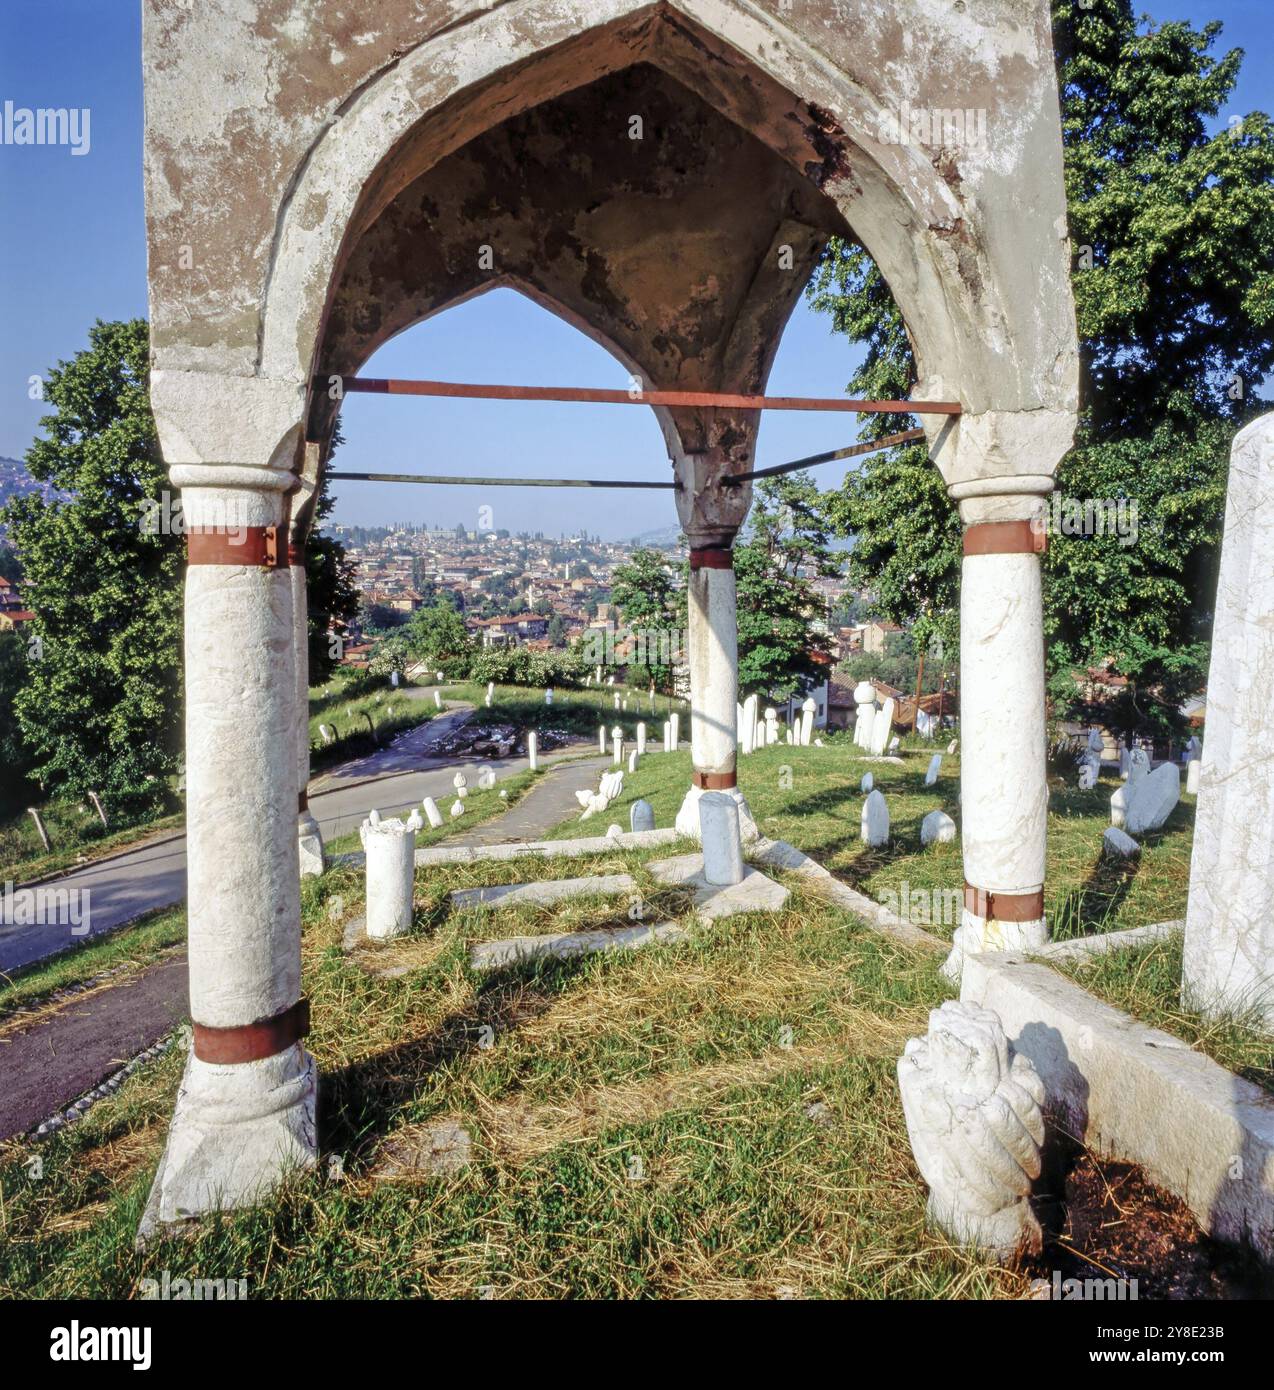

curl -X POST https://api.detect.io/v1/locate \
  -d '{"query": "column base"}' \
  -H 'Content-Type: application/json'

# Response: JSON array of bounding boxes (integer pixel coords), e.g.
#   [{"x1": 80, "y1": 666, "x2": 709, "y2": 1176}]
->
[
  {"x1": 137, "y1": 1042, "x2": 317, "y2": 1245},
  {"x1": 675, "y1": 784, "x2": 759, "y2": 843},
  {"x1": 298, "y1": 808, "x2": 325, "y2": 878},
  {"x1": 940, "y1": 909, "x2": 1048, "y2": 983}
]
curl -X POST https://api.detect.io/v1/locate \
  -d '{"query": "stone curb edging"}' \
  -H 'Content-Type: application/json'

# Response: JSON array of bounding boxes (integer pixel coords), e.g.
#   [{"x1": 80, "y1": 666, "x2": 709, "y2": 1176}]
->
[
  {"x1": 32, "y1": 1033, "x2": 180, "y2": 1140},
  {"x1": 1034, "y1": 918, "x2": 1184, "y2": 963},
  {"x1": 748, "y1": 838, "x2": 947, "y2": 955}
]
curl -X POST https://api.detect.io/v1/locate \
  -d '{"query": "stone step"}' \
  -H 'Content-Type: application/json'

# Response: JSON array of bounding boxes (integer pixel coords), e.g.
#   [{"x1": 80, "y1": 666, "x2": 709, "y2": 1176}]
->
[
  {"x1": 450, "y1": 873, "x2": 636, "y2": 911},
  {"x1": 470, "y1": 922, "x2": 688, "y2": 973}
]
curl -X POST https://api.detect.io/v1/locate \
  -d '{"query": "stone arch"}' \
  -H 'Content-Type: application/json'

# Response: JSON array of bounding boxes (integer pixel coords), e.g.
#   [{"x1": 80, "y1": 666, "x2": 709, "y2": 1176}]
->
[{"x1": 258, "y1": 0, "x2": 1074, "y2": 443}]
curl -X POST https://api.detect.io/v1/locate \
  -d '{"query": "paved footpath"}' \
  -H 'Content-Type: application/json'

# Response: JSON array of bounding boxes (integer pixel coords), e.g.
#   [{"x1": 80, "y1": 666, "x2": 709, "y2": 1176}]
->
[
  {"x1": 0, "y1": 742, "x2": 614, "y2": 1141},
  {"x1": 0, "y1": 691, "x2": 599, "y2": 974}
]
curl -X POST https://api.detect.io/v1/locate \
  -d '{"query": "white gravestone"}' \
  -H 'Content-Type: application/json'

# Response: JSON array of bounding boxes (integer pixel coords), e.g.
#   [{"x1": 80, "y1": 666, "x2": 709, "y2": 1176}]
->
[
  {"x1": 860, "y1": 772, "x2": 873, "y2": 793},
  {"x1": 1124, "y1": 761, "x2": 1180, "y2": 836},
  {"x1": 853, "y1": 682, "x2": 876, "y2": 750},
  {"x1": 1103, "y1": 826, "x2": 1140, "y2": 858},
  {"x1": 925, "y1": 754, "x2": 942, "y2": 786},
  {"x1": 630, "y1": 799, "x2": 655, "y2": 833},
  {"x1": 742, "y1": 693, "x2": 759, "y2": 755},
  {"x1": 636, "y1": 722, "x2": 647, "y2": 756},
  {"x1": 799, "y1": 697, "x2": 816, "y2": 747},
  {"x1": 920, "y1": 810, "x2": 957, "y2": 846},
  {"x1": 861, "y1": 789, "x2": 890, "y2": 847},
  {"x1": 421, "y1": 796, "x2": 443, "y2": 829},
  {"x1": 699, "y1": 791, "x2": 745, "y2": 887},
  {"x1": 870, "y1": 699, "x2": 896, "y2": 756},
  {"x1": 527, "y1": 731, "x2": 538, "y2": 772},
  {"x1": 1183, "y1": 414, "x2": 1274, "y2": 1029}
]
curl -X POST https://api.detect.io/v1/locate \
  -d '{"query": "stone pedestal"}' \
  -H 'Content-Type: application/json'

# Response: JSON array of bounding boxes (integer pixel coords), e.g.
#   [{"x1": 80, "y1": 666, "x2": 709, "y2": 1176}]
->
[
  {"x1": 1183, "y1": 414, "x2": 1274, "y2": 1030},
  {"x1": 362, "y1": 815, "x2": 417, "y2": 940}
]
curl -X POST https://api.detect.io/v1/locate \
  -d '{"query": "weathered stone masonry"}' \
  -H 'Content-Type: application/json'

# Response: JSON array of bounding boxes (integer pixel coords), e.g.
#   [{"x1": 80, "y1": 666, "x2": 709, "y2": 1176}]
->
[{"x1": 140, "y1": 0, "x2": 1078, "y2": 1230}]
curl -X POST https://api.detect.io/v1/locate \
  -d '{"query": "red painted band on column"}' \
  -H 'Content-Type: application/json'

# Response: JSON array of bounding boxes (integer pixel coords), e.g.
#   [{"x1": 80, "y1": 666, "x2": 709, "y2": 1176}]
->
[
  {"x1": 963, "y1": 883, "x2": 1045, "y2": 923},
  {"x1": 962, "y1": 520, "x2": 1047, "y2": 556},
  {"x1": 192, "y1": 997, "x2": 311, "y2": 1065},
  {"x1": 186, "y1": 526, "x2": 286, "y2": 568},
  {"x1": 288, "y1": 543, "x2": 305, "y2": 567},
  {"x1": 688, "y1": 547, "x2": 734, "y2": 570},
  {"x1": 692, "y1": 770, "x2": 737, "y2": 790}
]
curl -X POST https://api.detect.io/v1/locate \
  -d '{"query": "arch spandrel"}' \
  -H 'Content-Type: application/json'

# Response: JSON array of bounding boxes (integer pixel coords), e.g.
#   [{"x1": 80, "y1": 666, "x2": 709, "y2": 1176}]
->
[{"x1": 144, "y1": 0, "x2": 1078, "y2": 488}]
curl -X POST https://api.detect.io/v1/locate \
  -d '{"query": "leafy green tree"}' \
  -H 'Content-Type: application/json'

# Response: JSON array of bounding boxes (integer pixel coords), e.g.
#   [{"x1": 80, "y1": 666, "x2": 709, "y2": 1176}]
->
[
  {"x1": 734, "y1": 473, "x2": 836, "y2": 698},
  {"x1": 610, "y1": 547, "x2": 682, "y2": 691},
  {"x1": 0, "y1": 544, "x2": 21, "y2": 584},
  {"x1": 0, "y1": 631, "x2": 31, "y2": 807},
  {"x1": 404, "y1": 596, "x2": 473, "y2": 672},
  {"x1": 0, "y1": 320, "x2": 182, "y2": 811},
  {"x1": 806, "y1": 0, "x2": 1274, "y2": 735},
  {"x1": 306, "y1": 477, "x2": 361, "y2": 683},
  {"x1": 363, "y1": 602, "x2": 408, "y2": 631}
]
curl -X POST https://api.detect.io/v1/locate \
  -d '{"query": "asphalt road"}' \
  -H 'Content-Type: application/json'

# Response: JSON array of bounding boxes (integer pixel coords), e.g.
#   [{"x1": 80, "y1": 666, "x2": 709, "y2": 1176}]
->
[{"x1": 0, "y1": 695, "x2": 596, "y2": 974}]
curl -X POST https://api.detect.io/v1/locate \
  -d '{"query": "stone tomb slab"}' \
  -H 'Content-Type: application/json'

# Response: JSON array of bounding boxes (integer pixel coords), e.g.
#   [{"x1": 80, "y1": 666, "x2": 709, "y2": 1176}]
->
[
  {"x1": 450, "y1": 873, "x2": 635, "y2": 911},
  {"x1": 470, "y1": 922, "x2": 687, "y2": 973},
  {"x1": 645, "y1": 853, "x2": 790, "y2": 922}
]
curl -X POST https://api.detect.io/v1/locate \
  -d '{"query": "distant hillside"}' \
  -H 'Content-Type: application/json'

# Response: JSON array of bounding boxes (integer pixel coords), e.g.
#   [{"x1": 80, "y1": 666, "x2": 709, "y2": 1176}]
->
[
  {"x1": 0, "y1": 456, "x2": 58, "y2": 507},
  {"x1": 626, "y1": 524, "x2": 683, "y2": 549}
]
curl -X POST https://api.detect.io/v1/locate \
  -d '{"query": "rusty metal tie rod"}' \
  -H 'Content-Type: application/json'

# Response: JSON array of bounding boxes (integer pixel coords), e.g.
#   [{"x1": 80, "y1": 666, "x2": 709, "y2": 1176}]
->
[{"x1": 318, "y1": 375, "x2": 961, "y2": 416}]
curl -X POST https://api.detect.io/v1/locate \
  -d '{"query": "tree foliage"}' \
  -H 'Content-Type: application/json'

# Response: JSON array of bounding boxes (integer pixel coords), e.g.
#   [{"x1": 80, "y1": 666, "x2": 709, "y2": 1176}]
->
[
  {"x1": 806, "y1": 0, "x2": 1274, "y2": 735},
  {"x1": 610, "y1": 547, "x2": 684, "y2": 692},
  {"x1": 0, "y1": 320, "x2": 182, "y2": 811},
  {"x1": 734, "y1": 473, "x2": 836, "y2": 699}
]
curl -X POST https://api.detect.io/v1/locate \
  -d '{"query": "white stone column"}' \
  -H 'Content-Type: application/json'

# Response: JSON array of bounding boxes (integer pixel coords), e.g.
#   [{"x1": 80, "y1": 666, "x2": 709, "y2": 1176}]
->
[
  {"x1": 142, "y1": 460, "x2": 316, "y2": 1236},
  {"x1": 1183, "y1": 413, "x2": 1274, "y2": 1029},
  {"x1": 675, "y1": 541, "x2": 756, "y2": 841},
  {"x1": 943, "y1": 499, "x2": 1049, "y2": 981},
  {"x1": 290, "y1": 534, "x2": 324, "y2": 877}
]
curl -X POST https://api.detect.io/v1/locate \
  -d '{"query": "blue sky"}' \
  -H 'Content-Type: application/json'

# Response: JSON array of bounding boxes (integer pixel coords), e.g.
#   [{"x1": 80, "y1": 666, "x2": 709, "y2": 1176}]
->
[{"x1": 1, "y1": 0, "x2": 1269, "y2": 539}]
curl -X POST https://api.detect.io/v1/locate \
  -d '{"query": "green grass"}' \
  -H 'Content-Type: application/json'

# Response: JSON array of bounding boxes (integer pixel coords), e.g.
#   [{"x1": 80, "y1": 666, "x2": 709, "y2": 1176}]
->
[
  {"x1": 307, "y1": 674, "x2": 459, "y2": 772},
  {"x1": 0, "y1": 804, "x2": 184, "y2": 886},
  {"x1": 1052, "y1": 930, "x2": 1274, "y2": 1094},
  {"x1": 462, "y1": 680, "x2": 683, "y2": 745},
  {"x1": 1, "y1": 845, "x2": 1029, "y2": 1299},
  {"x1": 0, "y1": 678, "x2": 666, "y2": 882},
  {"x1": 542, "y1": 735, "x2": 1193, "y2": 941},
  {"x1": 0, "y1": 732, "x2": 1219, "y2": 1298}
]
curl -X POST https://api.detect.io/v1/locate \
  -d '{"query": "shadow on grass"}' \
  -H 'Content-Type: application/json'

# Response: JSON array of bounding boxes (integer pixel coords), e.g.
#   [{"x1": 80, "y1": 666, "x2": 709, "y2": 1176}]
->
[{"x1": 319, "y1": 953, "x2": 597, "y2": 1164}]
